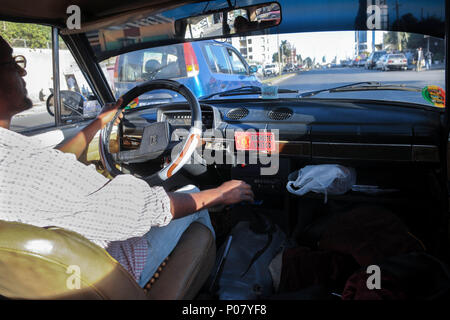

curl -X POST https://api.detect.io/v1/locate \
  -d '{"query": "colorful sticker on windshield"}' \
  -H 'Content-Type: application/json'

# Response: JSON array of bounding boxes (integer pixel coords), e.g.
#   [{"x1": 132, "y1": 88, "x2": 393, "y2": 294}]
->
[
  {"x1": 422, "y1": 86, "x2": 445, "y2": 108},
  {"x1": 125, "y1": 98, "x2": 139, "y2": 110}
]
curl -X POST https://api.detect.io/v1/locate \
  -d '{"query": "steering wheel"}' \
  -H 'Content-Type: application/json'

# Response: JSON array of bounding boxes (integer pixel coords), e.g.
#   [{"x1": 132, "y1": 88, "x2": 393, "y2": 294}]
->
[{"x1": 99, "y1": 79, "x2": 202, "y2": 185}]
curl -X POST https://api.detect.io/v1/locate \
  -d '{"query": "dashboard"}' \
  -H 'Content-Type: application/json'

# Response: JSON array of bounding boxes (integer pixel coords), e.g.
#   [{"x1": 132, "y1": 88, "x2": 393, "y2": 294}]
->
[{"x1": 121, "y1": 98, "x2": 442, "y2": 164}]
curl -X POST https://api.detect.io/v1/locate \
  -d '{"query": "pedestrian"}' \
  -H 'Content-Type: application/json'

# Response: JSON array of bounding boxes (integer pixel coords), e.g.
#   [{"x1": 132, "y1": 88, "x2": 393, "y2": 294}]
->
[
  {"x1": 405, "y1": 50, "x2": 413, "y2": 66},
  {"x1": 425, "y1": 51, "x2": 433, "y2": 70},
  {"x1": 416, "y1": 47, "x2": 423, "y2": 72}
]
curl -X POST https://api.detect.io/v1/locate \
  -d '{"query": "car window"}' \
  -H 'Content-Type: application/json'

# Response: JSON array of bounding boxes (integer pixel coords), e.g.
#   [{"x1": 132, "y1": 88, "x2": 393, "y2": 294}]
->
[
  {"x1": 227, "y1": 48, "x2": 248, "y2": 75},
  {"x1": 118, "y1": 45, "x2": 184, "y2": 82},
  {"x1": 203, "y1": 44, "x2": 231, "y2": 74},
  {"x1": 5, "y1": 21, "x2": 99, "y2": 133},
  {"x1": 119, "y1": 51, "x2": 143, "y2": 82}
]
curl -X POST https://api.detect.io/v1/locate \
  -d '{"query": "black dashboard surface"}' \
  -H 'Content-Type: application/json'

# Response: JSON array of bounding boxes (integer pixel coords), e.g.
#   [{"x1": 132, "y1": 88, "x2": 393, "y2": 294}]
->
[{"x1": 121, "y1": 98, "x2": 443, "y2": 163}]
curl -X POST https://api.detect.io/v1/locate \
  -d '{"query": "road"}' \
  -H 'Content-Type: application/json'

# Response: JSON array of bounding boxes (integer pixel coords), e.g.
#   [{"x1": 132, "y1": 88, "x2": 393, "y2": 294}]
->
[
  {"x1": 275, "y1": 66, "x2": 445, "y2": 106},
  {"x1": 10, "y1": 67, "x2": 445, "y2": 131},
  {"x1": 10, "y1": 102, "x2": 56, "y2": 132}
]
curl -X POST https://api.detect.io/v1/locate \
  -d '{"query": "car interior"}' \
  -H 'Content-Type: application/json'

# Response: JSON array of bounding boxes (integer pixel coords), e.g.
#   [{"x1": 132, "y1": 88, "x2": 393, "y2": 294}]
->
[{"x1": 0, "y1": 0, "x2": 449, "y2": 300}]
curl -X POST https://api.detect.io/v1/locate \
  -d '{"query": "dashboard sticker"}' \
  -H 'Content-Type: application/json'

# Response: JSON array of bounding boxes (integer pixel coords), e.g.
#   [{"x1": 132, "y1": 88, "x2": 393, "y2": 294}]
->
[
  {"x1": 235, "y1": 131, "x2": 275, "y2": 152},
  {"x1": 261, "y1": 85, "x2": 279, "y2": 99},
  {"x1": 422, "y1": 85, "x2": 445, "y2": 108}
]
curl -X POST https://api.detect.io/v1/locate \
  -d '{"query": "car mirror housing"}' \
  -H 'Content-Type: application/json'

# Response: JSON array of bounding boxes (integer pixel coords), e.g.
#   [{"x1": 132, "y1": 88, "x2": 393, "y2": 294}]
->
[
  {"x1": 249, "y1": 65, "x2": 258, "y2": 74},
  {"x1": 177, "y1": 2, "x2": 281, "y2": 40}
]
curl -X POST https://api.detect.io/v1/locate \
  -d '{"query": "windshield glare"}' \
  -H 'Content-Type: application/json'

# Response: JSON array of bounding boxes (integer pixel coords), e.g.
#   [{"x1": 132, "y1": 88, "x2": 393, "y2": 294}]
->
[{"x1": 100, "y1": 31, "x2": 445, "y2": 108}]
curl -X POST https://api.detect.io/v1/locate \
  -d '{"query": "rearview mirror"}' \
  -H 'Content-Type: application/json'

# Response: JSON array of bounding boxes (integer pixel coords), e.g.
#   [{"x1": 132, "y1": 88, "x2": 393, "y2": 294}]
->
[{"x1": 179, "y1": 2, "x2": 281, "y2": 40}]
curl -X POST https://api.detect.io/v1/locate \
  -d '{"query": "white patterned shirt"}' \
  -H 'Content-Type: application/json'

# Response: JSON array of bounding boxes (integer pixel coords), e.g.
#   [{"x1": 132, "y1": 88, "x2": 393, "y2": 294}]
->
[{"x1": 0, "y1": 126, "x2": 172, "y2": 282}]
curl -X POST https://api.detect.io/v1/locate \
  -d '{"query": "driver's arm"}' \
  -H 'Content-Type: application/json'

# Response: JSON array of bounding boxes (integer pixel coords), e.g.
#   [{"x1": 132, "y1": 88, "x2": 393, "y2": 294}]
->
[
  {"x1": 167, "y1": 180, "x2": 254, "y2": 219},
  {"x1": 56, "y1": 98, "x2": 123, "y2": 159}
]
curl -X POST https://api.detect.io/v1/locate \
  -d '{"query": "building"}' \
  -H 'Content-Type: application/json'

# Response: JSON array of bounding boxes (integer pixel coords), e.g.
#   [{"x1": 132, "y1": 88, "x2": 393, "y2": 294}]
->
[
  {"x1": 355, "y1": 30, "x2": 385, "y2": 58},
  {"x1": 231, "y1": 34, "x2": 276, "y2": 66}
]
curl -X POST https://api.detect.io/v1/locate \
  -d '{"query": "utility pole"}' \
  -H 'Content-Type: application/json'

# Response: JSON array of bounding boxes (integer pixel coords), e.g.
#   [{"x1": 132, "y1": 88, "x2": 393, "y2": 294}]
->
[
  {"x1": 372, "y1": 30, "x2": 375, "y2": 53},
  {"x1": 277, "y1": 33, "x2": 282, "y2": 75},
  {"x1": 395, "y1": 0, "x2": 402, "y2": 51}
]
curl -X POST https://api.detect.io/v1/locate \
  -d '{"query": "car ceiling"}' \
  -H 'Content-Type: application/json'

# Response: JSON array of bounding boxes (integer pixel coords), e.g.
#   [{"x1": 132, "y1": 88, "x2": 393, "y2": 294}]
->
[{"x1": 0, "y1": 0, "x2": 199, "y2": 26}]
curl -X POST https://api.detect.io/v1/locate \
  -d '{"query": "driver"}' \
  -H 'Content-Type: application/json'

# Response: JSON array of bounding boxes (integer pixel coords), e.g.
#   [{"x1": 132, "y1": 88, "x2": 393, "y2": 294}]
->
[{"x1": 0, "y1": 35, "x2": 254, "y2": 288}]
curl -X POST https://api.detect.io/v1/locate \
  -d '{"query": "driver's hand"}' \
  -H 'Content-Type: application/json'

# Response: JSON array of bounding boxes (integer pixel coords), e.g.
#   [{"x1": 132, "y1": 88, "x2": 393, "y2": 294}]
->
[
  {"x1": 216, "y1": 180, "x2": 254, "y2": 205},
  {"x1": 97, "y1": 98, "x2": 123, "y2": 128}
]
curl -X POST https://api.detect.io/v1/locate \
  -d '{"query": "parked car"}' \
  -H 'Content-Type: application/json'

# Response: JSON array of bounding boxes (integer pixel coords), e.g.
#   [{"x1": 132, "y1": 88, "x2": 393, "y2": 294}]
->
[
  {"x1": 365, "y1": 50, "x2": 387, "y2": 69},
  {"x1": 283, "y1": 63, "x2": 295, "y2": 73},
  {"x1": 375, "y1": 54, "x2": 388, "y2": 70},
  {"x1": 114, "y1": 40, "x2": 261, "y2": 106},
  {"x1": 357, "y1": 59, "x2": 367, "y2": 67},
  {"x1": 379, "y1": 53, "x2": 408, "y2": 71},
  {"x1": 263, "y1": 64, "x2": 279, "y2": 76},
  {"x1": 349, "y1": 59, "x2": 358, "y2": 67}
]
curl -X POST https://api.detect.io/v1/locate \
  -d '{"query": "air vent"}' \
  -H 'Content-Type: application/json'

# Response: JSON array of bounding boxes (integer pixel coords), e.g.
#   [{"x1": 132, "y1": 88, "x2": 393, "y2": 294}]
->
[
  {"x1": 267, "y1": 107, "x2": 293, "y2": 120},
  {"x1": 226, "y1": 107, "x2": 249, "y2": 120}
]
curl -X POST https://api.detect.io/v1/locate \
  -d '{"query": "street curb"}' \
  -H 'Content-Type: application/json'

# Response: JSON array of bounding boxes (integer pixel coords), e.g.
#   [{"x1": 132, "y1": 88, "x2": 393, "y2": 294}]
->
[{"x1": 261, "y1": 72, "x2": 297, "y2": 85}]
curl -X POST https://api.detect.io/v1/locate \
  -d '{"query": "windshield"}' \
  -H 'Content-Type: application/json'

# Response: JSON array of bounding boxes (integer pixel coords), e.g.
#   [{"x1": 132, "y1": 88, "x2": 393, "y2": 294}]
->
[{"x1": 100, "y1": 31, "x2": 445, "y2": 109}]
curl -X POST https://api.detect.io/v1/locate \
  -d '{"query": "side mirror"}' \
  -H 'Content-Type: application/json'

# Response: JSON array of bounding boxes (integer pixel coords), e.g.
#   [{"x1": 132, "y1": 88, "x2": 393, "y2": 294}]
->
[
  {"x1": 46, "y1": 90, "x2": 101, "y2": 120},
  {"x1": 249, "y1": 65, "x2": 258, "y2": 74},
  {"x1": 46, "y1": 90, "x2": 84, "y2": 118}
]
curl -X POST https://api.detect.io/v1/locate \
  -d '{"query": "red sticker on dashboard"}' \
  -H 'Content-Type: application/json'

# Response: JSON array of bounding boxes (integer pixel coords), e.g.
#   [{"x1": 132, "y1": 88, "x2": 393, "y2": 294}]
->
[{"x1": 234, "y1": 132, "x2": 276, "y2": 151}]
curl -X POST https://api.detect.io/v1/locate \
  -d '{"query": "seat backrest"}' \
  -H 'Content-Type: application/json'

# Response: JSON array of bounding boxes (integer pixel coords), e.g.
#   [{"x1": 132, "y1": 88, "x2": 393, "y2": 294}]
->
[
  {"x1": 145, "y1": 59, "x2": 161, "y2": 74},
  {"x1": 0, "y1": 220, "x2": 147, "y2": 299}
]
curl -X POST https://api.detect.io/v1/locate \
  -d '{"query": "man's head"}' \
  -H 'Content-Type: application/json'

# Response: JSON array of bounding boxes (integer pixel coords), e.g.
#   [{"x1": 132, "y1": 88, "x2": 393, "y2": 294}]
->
[
  {"x1": 234, "y1": 16, "x2": 249, "y2": 33},
  {"x1": 0, "y1": 35, "x2": 32, "y2": 121}
]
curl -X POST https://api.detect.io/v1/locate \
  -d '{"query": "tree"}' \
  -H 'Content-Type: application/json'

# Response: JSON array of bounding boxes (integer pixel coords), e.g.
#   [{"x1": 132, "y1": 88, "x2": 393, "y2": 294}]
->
[
  {"x1": 280, "y1": 40, "x2": 291, "y2": 63},
  {"x1": 1, "y1": 21, "x2": 51, "y2": 48},
  {"x1": 296, "y1": 54, "x2": 303, "y2": 65},
  {"x1": 272, "y1": 52, "x2": 279, "y2": 63},
  {"x1": 303, "y1": 57, "x2": 312, "y2": 68}
]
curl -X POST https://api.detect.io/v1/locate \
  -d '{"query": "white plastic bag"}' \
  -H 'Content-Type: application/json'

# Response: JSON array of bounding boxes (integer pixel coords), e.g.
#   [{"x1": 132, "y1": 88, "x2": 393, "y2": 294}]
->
[{"x1": 286, "y1": 164, "x2": 356, "y2": 202}]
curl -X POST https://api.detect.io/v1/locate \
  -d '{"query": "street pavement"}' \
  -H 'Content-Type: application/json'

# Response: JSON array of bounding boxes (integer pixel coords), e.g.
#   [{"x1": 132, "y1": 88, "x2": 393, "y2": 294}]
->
[
  {"x1": 275, "y1": 66, "x2": 445, "y2": 106},
  {"x1": 10, "y1": 66, "x2": 445, "y2": 132},
  {"x1": 10, "y1": 101, "x2": 56, "y2": 132}
]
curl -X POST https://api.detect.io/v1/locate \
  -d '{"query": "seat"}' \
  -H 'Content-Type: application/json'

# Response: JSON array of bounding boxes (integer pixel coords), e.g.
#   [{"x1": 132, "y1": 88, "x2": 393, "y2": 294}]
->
[{"x1": 0, "y1": 220, "x2": 215, "y2": 300}]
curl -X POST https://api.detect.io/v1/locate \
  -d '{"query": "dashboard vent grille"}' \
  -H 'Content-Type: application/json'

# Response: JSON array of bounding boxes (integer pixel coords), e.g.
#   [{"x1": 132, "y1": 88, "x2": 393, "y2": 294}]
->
[
  {"x1": 226, "y1": 107, "x2": 249, "y2": 120},
  {"x1": 267, "y1": 107, "x2": 293, "y2": 120}
]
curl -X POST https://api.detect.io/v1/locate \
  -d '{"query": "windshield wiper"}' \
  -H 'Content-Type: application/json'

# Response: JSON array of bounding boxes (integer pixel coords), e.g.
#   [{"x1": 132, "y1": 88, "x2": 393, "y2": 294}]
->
[
  {"x1": 200, "y1": 86, "x2": 298, "y2": 100},
  {"x1": 297, "y1": 82, "x2": 422, "y2": 98}
]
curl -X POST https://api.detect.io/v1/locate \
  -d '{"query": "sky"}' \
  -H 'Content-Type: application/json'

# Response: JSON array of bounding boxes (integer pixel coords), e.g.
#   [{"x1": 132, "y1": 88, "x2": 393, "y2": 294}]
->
[{"x1": 272, "y1": 31, "x2": 385, "y2": 63}]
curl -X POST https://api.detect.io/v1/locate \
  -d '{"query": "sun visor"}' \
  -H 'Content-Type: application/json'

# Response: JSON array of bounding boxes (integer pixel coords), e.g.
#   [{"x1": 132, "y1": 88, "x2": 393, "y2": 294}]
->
[{"x1": 60, "y1": 1, "x2": 187, "y2": 35}]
